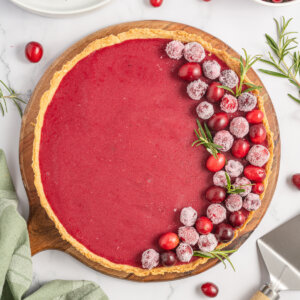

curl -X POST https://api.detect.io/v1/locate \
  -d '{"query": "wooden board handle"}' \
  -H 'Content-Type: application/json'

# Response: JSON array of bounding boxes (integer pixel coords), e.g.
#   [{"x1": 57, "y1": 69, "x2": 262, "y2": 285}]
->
[{"x1": 250, "y1": 291, "x2": 271, "y2": 300}]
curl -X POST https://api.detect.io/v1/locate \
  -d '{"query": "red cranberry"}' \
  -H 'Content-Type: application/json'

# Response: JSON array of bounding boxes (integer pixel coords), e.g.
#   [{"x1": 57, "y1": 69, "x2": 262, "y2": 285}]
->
[
  {"x1": 252, "y1": 182, "x2": 265, "y2": 194},
  {"x1": 215, "y1": 223, "x2": 234, "y2": 242},
  {"x1": 229, "y1": 211, "x2": 246, "y2": 228},
  {"x1": 158, "y1": 233, "x2": 179, "y2": 250},
  {"x1": 161, "y1": 251, "x2": 177, "y2": 267},
  {"x1": 208, "y1": 113, "x2": 229, "y2": 131},
  {"x1": 195, "y1": 216, "x2": 213, "y2": 235},
  {"x1": 249, "y1": 124, "x2": 267, "y2": 144},
  {"x1": 231, "y1": 139, "x2": 250, "y2": 158},
  {"x1": 206, "y1": 153, "x2": 226, "y2": 172},
  {"x1": 150, "y1": 0, "x2": 163, "y2": 6},
  {"x1": 201, "y1": 282, "x2": 219, "y2": 298},
  {"x1": 246, "y1": 109, "x2": 264, "y2": 124},
  {"x1": 206, "y1": 82, "x2": 225, "y2": 102},
  {"x1": 178, "y1": 62, "x2": 202, "y2": 81},
  {"x1": 292, "y1": 174, "x2": 300, "y2": 190},
  {"x1": 205, "y1": 186, "x2": 226, "y2": 203},
  {"x1": 244, "y1": 165, "x2": 266, "y2": 182},
  {"x1": 25, "y1": 41, "x2": 43, "y2": 63},
  {"x1": 272, "y1": 0, "x2": 283, "y2": 2}
]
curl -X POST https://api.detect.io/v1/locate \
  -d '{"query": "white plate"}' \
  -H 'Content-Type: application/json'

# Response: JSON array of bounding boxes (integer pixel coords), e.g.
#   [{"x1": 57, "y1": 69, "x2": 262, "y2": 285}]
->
[
  {"x1": 9, "y1": 0, "x2": 111, "y2": 17},
  {"x1": 252, "y1": 0, "x2": 300, "y2": 6}
]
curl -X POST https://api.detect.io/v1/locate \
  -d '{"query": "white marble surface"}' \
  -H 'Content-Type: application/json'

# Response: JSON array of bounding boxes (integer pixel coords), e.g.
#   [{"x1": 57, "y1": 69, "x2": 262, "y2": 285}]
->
[{"x1": 1, "y1": 0, "x2": 300, "y2": 299}]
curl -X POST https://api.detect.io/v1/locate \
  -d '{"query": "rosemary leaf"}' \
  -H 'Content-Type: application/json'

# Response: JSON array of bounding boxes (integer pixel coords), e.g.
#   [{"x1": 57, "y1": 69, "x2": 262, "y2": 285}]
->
[{"x1": 288, "y1": 93, "x2": 300, "y2": 104}]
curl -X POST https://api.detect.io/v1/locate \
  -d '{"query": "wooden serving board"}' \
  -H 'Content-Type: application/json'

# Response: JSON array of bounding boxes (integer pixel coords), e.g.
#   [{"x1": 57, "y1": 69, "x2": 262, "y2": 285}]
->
[{"x1": 19, "y1": 20, "x2": 280, "y2": 282}]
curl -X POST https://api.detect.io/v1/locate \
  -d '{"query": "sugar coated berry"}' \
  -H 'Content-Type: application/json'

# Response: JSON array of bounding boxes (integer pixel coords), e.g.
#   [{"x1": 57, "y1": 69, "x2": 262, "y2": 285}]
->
[
  {"x1": 249, "y1": 124, "x2": 267, "y2": 144},
  {"x1": 219, "y1": 69, "x2": 238, "y2": 88},
  {"x1": 205, "y1": 186, "x2": 226, "y2": 203},
  {"x1": 247, "y1": 145, "x2": 270, "y2": 167},
  {"x1": 141, "y1": 249, "x2": 159, "y2": 269},
  {"x1": 215, "y1": 223, "x2": 234, "y2": 243},
  {"x1": 178, "y1": 226, "x2": 199, "y2": 246},
  {"x1": 158, "y1": 232, "x2": 179, "y2": 250},
  {"x1": 206, "y1": 82, "x2": 225, "y2": 102},
  {"x1": 230, "y1": 117, "x2": 249, "y2": 138},
  {"x1": 165, "y1": 40, "x2": 184, "y2": 60},
  {"x1": 225, "y1": 160, "x2": 244, "y2": 178},
  {"x1": 252, "y1": 182, "x2": 264, "y2": 194},
  {"x1": 231, "y1": 138, "x2": 250, "y2": 158},
  {"x1": 220, "y1": 94, "x2": 238, "y2": 113},
  {"x1": 206, "y1": 153, "x2": 226, "y2": 172},
  {"x1": 195, "y1": 216, "x2": 213, "y2": 235},
  {"x1": 235, "y1": 177, "x2": 252, "y2": 197},
  {"x1": 244, "y1": 165, "x2": 266, "y2": 182},
  {"x1": 161, "y1": 251, "x2": 177, "y2": 267},
  {"x1": 187, "y1": 79, "x2": 208, "y2": 100},
  {"x1": 197, "y1": 233, "x2": 218, "y2": 252},
  {"x1": 238, "y1": 92, "x2": 257, "y2": 112},
  {"x1": 292, "y1": 174, "x2": 300, "y2": 190},
  {"x1": 246, "y1": 109, "x2": 264, "y2": 124},
  {"x1": 202, "y1": 60, "x2": 221, "y2": 80},
  {"x1": 213, "y1": 130, "x2": 234, "y2": 152},
  {"x1": 201, "y1": 282, "x2": 219, "y2": 298},
  {"x1": 225, "y1": 194, "x2": 243, "y2": 212},
  {"x1": 176, "y1": 242, "x2": 193, "y2": 263},
  {"x1": 196, "y1": 101, "x2": 214, "y2": 120},
  {"x1": 229, "y1": 210, "x2": 246, "y2": 228},
  {"x1": 243, "y1": 193, "x2": 261, "y2": 211},
  {"x1": 208, "y1": 113, "x2": 229, "y2": 131},
  {"x1": 178, "y1": 62, "x2": 202, "y2": 81},
  {"x1": 184, "y1": 42, "x2": 206, "y2": 63},
  {"x1": 180, "y1": 207, "x2": 198, "y2": 226},
  {"x1": 213, "y1": 170, "x2": 228, "y2": 187},
  {"x1": 207, "y1": 203, "x2": 226, "y2": 224}
]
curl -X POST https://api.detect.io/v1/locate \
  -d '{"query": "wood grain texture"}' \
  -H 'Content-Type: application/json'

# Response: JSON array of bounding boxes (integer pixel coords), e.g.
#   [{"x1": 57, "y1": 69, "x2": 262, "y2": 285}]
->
[{"x1": 19, "y1": 20, "x2": 281, "y2": 282}]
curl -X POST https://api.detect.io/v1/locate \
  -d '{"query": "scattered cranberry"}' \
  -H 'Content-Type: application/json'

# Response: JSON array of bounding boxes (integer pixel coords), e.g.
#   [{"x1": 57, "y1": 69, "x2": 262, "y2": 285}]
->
[
  {"x1": 161, "y1": 251, "x2": 177, "y2": 267},
  {"x1": 201, "y1": 282, "x2": 219, "y2": 298},
  {"x1": 195, "y1": 216, "x2": 213, "y2": 235},
  {"x1": 141, "y1": 249, "x2": 159, "y2": 269},
  {"x1": 178, "y1": 62, "x2": 202, "y2": 81},
  {"x1": 213, "y1": 170, "x2": 228, "y2": 187},
  {"x1": 230, "y1": 117, "x2": 249, "y2": 138},
  {"x1": 215, "y1": 223, "x2": 234, "y2": 242},
  {"x1": 198, "y1": 233, "x2": 218, "y2": 252},
  {"x1": 220, "y1": 94, "x2": 238, "y2": 113},
  {"x1": 178, "y1": 226, "x2": 199, "y2": 246},
  {"x1": 243, "y1": 193, "x2": 261, "y2": 211},
  {"x1": 184, "y1": 42, "x2": 206, "y2": 63},
  {"x1": 25, "y1": 41, "x2": 43, "y2": 63},
  {"x1": 235, "y1": 177, "x2": 252, "y2": 197},
  {"x1": 231, "y1": 139, "x2": 250, "y2": 158},
  {"x1": 247, "y1": 145, "x2": 270, "y2": 167},
  {"x1": 213, "y1": 130, "x2": 234, "y2": 152},
  {"x1": 206, "y1": 82, "x2": 224, "y2": 102},
  {"x1": 206, "y1": 153, "x2": 226, "y2": 172},
  {"x1": 207, "y1": 203, "x2": 226, "y2": 224},
  {"x1": 244, "y1": 165, "x2": 266, "y2": 182},
  {"x1": 196, "y1": 101, "x2": 214, "y2": 120},
  {"x1": 150, "y1": 0, "x2": 163, "y2": 7},
  {"x1": 252, "y1": 182, "x2": 265, "y2": 194},
  {"x1": 229, "y1": 211, "x2": 246, "y2": 228},
  {"x1": 271, "y1": 0, "x2": 283, "y2": 3},
  {"x1": 292, "y1": 174, "x2": 300, "y2": 190},
  {"x1": 206, "y1": 186, "x2": 226, "y2": 203},
  {"x1": 238, "y1": 92, "x2": 257, "y2": 112},
  {"x1": 187, "y1": 79, "x2": 208, "y2": 100},
  {"x1": 249, "y1": 124, "x2": 267, "y2": 144},
  {"x1": 225, "y1": 159, "x2": 244, "y2": 178},
  {"x1": 176, "y1": 243, "x2": 193, "y2": 262},
  {"x1": 246, "y1": 109, "x2": 264, "y2": 124},
  {"x1": 225, "y1": 194, "x2": 243, "y2": 212},
  {"x1": 165, "y1": 40, "x2": 184, "y2": 60},
  {"x1": 202, "y1": 60, "x2": 221, "y2": 80},
  {"x1": 158, "y1": 232, "x2": 179, "y2": 250},
  {"x1": 208, "y1": 113, "x2": 229, "y2": 131},
  {"x1": 219, "y1": 69, "x2": 239, "y2": 88},
  {"x1": 180, "y1": 207, "x2": 198, "y2": 226}
]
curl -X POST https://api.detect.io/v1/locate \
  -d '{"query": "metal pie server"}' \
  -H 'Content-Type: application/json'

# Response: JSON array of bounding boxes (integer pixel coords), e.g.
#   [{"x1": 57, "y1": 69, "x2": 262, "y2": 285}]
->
[{"x1": 251, "y1": 215, "x2": 300, "y2": 300}]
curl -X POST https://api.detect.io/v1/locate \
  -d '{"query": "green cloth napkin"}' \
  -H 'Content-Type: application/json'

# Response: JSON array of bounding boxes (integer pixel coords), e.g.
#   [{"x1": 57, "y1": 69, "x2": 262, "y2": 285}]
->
[{"x1": 0, "y1": 149, "x2": 108, "y2": 300}]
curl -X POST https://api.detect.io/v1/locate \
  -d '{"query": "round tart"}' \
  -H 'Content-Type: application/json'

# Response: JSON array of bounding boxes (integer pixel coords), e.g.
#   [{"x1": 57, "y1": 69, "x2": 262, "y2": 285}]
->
[{"x1": 32, "y1": 28, "x2": 274, "y2": 276}]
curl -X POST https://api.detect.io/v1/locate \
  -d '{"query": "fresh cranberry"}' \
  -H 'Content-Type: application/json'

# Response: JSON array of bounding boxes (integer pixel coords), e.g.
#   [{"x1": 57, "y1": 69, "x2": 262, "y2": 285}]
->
[
  {"x1": 249, "y1": 124, "x2": 267, "y2": 144},
  {"x1": 231, "y1": 139, "x2": 250, "y2": 158},
  {"x1": 229, "y1": 211, "x2": 246, "y2": 228},
  {"x1": 25, "y1": 41, "x2": 43, "y2": 63},
  {"x1": 201, "y1": 282, "x2": 219, "y2": 298},
  {"x1": 292, "y1": 174, "x2": 300, "y2": 190},
  {"x1": 150, "y1": 0, "x2": 163, "y2": 7},
  {"x1": 208, "y1": 113, "x2": 229, "y2": 131},
  {"x1": 206, "y1": 153, "x2": 226, "y2": 172},
  {"x1": 195, "y1": 216, "x2": 213, "y2": 235},
  {"x1": 178, "y1": 62, "x2": 202, "y2": 81},
  {"x1": 161, "y1": 251, "x2": 177, "y2": 267},
  {"x1": 252, "y1": 182, "x2": 265, "y2": 194},
  {"x1": 244, "y1": 165, "x2": 266, "y2": 182},
  {"x1": 272, "y1": 0, "x2": 283, "y2": 2},
  {"x1": 215, "y1": 223, "x2": 234, "y2": 243},
  {"x1": 206, "y1": 82, "x2": 225, "y2": 102},
  {"x1": 246, "y1": 109, "x2": 264, "y2": 124},
  {"x1": 205, "y1": 186, "x2": 226, "y2": 203},
  {"x1": 158, "y1": 232, "x2": 179, "y2": 250}
]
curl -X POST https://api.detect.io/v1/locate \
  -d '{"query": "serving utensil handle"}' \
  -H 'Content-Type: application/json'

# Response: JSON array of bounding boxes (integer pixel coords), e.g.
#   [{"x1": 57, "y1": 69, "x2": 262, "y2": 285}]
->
[
  {"x1": 251, "y1": 291, "x2": 271, "y2": 300},
  {"x1": 250, "y1": 285, "x2": 279, "y2": 300}
]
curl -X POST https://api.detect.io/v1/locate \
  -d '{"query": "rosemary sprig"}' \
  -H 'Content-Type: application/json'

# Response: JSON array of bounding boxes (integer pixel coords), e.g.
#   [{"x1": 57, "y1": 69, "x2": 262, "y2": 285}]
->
[
  {"x1": 0, "y1": 80, "x2": 26, "y2": 117},
  {"x1": 225, "y1": 172, "x2": 246, "y2": 194},
  {"x1": 259, "y1": 17, "x2": 300, "y2": 104},
  {"x1": 219, "y1": 49, "x2": 262, "y2": 97},
  {"x1": 193, "y1": 249, "x2": 237, "y2": 271},
  {"x1": 192, "y1": 120, "x2": 222, "y2": 159}
]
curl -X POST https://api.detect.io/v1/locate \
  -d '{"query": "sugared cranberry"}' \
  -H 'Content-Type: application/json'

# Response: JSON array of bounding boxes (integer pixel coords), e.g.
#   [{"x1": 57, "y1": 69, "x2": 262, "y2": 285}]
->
[
  {"x1": 187, "y1": 79, "x2": 208, "y2": 100},
  {"x1": 246, "y1": 109, "x2": 264, "y2": 124},
  {"x1": 176, "y1": 243, "x2": 193, "y2": 263},
  {"x1": 161, "y1": 251, "x2": 177, "y2": 267},
  {"x1": 219, "y1": 69, "x2": 238, "y2": 88},
  {"x1": 247, "y1": 145, "x2": 270, "y2": 167},
  {"x1": 252, "y1": 182, "x2": 265, "y2": 194},
  {"x1": 184, "y1": 42, "x2": 206, "y2": 62},
  {"x1": 195, "y1": 216, "x2": 213, "y2": 235},
  {"x1": 196, "y1": 101, "x2": 214, "y2": 120},
  {"x1": 206, "y1": 186, "x2": 226, "y2": 203},
  {"x1": 243, "y1": 193, "x2": 261, "y2": 211},
  {"x1": 220, "y1": 94, "x2": 238, "y2": 113},
  {"x1": 158, "y1": 232, "x2": 179, "y2": 250},
  {"x1": 165, "y1": 40, "x2": 184, "y2": 60},
  {"x1": 202, "y1": 60, "x2": 221, "y2": 80},
  {"x1": 141, "y1": 249, "x2": 159, "y2": 269},
  {"x1": 292, "y1": 174, "x2": 300, "y2": 190},
  {"x1": 201, "y1": 282, "x2": 219, "y2": 298},
  {"x1": 180, "y1": 207, "x2": 198, "y2": 226},
  {"x1": 231, "y1": 139, "x2": 250, "y2": 158},
  {"x1": 178, "y1": 62, "x2": 202, "y2": 81},
  {"x1": 25, "y1": 41, "x2": 43, "y2": 63},
  {"x1": 178, "y1": 226, "x2": 199, "y2": 246},
  {"x1": 208, "y1": 113, "x2": 229, "y2": 131},
  {"x1": 244, "y1": 165, "x2": 266, "y2": 182},
  {"x1": 234, "y1": 177, "x2": 252, "y2": 197},
  {"x1": 225, "y1": 160, "x2": 244, "y2": 178},
  {"x1": 213, "y1": 170, "x2": 228, "y2": 187},
  {"x1": 230, "y1": 117, "x2": 249, "y2": 138},
  {"x1": 225, "y1": 194, "x2": 243, "y2": 212},
  {"x1": 249, "y1": 124, "x2": 267, "y2": 144},
  {"x1": 206, "y1": 82, "x2": 225, "y2": 102},
  {"x1": 197, "y1": 233, "x2": 218, "y2": 252},
  {"x1": 215, "y1": 223, "x2": 234, "y2": 243},
  {"x1": 206, "y1": 153, "x2": 226, "y2": 172},
  {"x1": 213, "y1": 130, "x2": 234, "y2": 152},
  {"x1": 229, "y1": 211, "x2": 246, "y2": 228},
  {"x1": 207, "y1": 203, "x2": 226, "y2": 224},
  {"x1": 238, "y1": 92, "x2": 257, "y2": 112}
]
